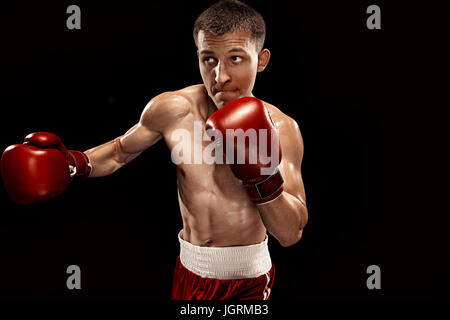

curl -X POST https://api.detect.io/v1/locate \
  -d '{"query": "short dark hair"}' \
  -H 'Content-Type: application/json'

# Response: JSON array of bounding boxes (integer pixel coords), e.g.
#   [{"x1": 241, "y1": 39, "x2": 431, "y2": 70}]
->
[{"x1": 193, "y1": 0, "x2": 266, "y2": 52}]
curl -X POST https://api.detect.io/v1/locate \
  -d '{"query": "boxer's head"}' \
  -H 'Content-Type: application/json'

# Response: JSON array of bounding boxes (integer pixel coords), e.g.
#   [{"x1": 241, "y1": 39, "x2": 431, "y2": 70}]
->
[{"x1": 194, "y1": 0, "x2": 270, "y2": 109}]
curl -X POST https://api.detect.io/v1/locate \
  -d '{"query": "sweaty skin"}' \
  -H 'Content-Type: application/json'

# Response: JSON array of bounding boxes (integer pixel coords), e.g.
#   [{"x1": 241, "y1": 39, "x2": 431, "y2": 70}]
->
[{"x1": 84, "y1": 31, "x2": 307, "y2": 247}]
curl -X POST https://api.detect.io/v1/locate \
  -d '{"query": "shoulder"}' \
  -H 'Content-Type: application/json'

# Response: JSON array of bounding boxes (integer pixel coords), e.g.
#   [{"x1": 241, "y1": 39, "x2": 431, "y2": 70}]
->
[
  {"x1": 141, "y1": 91, "x2": 190, "y2": 122},
  {"x1": 140, "y1": 85, "x2": 205, "y2": 132},
  {"x1": 263, "y1": 101, "x2": 304, "y2": 159},
  {"x1": 263, "y1": 102, "x2": 302, "y2": 138}
]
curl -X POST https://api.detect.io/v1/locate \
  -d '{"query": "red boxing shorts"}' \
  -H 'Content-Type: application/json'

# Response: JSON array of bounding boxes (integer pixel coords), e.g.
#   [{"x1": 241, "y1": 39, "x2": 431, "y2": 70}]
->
[{"x1": 171, "y1": 231, "x2": 275, "y2": 300}]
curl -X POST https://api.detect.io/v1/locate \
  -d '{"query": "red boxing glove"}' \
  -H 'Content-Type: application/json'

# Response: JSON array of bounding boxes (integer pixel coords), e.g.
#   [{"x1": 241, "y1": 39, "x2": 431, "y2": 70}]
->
[
  {"x1": 1, "y1": 132, "x2": 91, "y2": 205},
  {"x1": 205, "y1": 97, "x2": 284, "y2": 204}
]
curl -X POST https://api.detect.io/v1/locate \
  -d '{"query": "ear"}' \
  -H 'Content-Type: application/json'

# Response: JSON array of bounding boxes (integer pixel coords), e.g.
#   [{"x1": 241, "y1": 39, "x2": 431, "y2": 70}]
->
[{"x1": 257, "y1": 49, "x2": 271, "y2": 72}]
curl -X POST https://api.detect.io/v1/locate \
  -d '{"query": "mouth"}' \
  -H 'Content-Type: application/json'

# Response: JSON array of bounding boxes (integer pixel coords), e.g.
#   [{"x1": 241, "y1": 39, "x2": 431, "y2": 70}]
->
[{"x1": 214, "y1": 89, "x2": 239, "y2": 101}]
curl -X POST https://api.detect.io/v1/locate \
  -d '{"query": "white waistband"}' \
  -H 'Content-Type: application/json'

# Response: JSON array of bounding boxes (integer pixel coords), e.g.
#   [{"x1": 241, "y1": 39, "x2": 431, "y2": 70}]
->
[{"x1": 178, "y1": 230, "x2": 272, "y2": 280}]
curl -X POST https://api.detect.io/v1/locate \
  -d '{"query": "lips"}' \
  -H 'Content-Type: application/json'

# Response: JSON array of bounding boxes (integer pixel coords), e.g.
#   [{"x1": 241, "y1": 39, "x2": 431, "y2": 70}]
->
[{"x1": 214, "y1": 89, "x2": 239, "y2": 100}]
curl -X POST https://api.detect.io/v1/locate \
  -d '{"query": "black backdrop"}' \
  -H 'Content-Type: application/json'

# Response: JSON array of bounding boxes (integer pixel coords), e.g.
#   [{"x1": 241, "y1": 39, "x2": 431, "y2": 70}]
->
[{"x1": 0, "y1": 0, "x2": 448, "y2": 308}]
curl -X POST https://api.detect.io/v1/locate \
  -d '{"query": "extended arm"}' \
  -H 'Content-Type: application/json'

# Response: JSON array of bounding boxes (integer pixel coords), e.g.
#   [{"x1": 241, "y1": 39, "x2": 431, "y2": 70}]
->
[
  {"x1": 1, "y1": 92, "x2": 184, "y2": 204},
  {"x1": 86, "y1": 92, "x2": 188, "y2": 177},
  {"x1": 85, "y1": 122, "x2": 161, "y2": 178}
]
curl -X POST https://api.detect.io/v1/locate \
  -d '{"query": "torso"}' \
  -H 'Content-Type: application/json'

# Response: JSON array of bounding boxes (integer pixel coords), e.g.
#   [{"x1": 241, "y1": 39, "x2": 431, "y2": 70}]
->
[{"x1": 160, "y1": 84, "x2": 286, "y2": 247}]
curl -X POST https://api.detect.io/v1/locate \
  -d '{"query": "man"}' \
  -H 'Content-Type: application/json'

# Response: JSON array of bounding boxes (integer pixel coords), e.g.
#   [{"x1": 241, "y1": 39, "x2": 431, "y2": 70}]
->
[{"x1": 1, "y1": 0, "x2": 307, "y2": 300}]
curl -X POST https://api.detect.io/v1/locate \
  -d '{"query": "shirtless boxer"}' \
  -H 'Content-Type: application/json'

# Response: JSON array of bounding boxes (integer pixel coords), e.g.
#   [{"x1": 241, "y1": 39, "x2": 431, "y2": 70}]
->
[{"x1": 1, "y1": 0, "x2": 307, "y2": 300}]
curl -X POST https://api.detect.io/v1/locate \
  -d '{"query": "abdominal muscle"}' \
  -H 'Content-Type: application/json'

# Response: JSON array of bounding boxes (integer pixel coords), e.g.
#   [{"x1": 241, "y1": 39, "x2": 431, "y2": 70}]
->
[{"x1": 176, "y1": 163, "x2": 267, "y2": 247}]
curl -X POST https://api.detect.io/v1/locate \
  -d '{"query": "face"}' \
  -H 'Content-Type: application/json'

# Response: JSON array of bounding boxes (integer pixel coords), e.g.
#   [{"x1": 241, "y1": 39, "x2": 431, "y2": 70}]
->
[{"x1": 197, "y1": 30, "x2": 270, "y2": 109}]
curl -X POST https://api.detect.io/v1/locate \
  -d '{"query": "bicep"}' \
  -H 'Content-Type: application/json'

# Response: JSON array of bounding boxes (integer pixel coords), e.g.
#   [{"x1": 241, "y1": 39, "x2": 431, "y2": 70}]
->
[
  {"x1": 118, "y1": 96, "x2": 170, "y2": 155},
  {"x1": 279, "y1": 119, "x2": 306, "y2": 204},
  {"x1": 119, "y1": 121, "x2": 162, "y2": 155},
  {"x1": 280, "y1": 161, "x2": 306, "y2": 205},
  {"x1": 118, "y1": 92, "x2": 190, "y2": 156}
]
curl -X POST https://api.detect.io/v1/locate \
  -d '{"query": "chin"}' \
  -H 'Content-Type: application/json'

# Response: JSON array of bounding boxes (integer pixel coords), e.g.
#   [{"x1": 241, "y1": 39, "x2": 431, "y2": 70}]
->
[
  {"x1": 211, "y1": 97, "x2": 225, "y2": 109},
  {"x1": 215, "y1": 101, "x2": 226, "y2": 109},
  {"x1": 217, "y1": 96, "x2": 240, "y2": 108},
  {"x1": 211, "y1": 93, "x2": 243, "y2": 109}
]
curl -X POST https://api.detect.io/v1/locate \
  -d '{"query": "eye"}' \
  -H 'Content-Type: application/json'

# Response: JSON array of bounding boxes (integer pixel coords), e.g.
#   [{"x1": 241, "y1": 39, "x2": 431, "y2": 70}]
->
[
  {"x1": 231, "y1": 56, "x2": 243, "y2": 63},
  {"x1": 203, "y1": 57, "x2": 217, "y2": 65}
]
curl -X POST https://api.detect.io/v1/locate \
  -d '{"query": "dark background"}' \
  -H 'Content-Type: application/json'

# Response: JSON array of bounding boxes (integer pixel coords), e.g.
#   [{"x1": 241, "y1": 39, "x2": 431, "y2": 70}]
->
[{"x1": 0, "y1": 0, "x2": 448, "y2": 306}]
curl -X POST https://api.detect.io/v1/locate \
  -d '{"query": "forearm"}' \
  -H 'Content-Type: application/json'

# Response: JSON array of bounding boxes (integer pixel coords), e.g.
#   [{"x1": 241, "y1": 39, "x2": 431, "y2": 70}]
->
[
  {"x1": 257, "y1": 192, "x2": 308, "y2": 247},
  {"x1": 84, "y1": 137, "x2": 141, "y2": 178}
]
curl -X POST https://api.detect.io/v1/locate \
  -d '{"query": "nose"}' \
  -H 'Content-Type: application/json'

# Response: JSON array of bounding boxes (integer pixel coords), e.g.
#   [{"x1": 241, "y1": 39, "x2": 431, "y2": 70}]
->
[{"x1": 214, "y1": 62, "x2": 231, "y2": 85}]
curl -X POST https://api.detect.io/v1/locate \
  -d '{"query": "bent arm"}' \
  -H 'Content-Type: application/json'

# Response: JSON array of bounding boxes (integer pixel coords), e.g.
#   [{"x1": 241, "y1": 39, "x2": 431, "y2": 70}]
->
[{"x1": 257, "y1": 118, "x2": 308, "y2": 247}]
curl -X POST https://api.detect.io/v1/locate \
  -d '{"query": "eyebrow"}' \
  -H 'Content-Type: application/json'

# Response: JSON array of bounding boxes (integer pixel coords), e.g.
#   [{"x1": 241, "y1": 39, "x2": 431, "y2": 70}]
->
[{"x1": 199, "y1": 48, "x2": 248, "y2": 55}]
